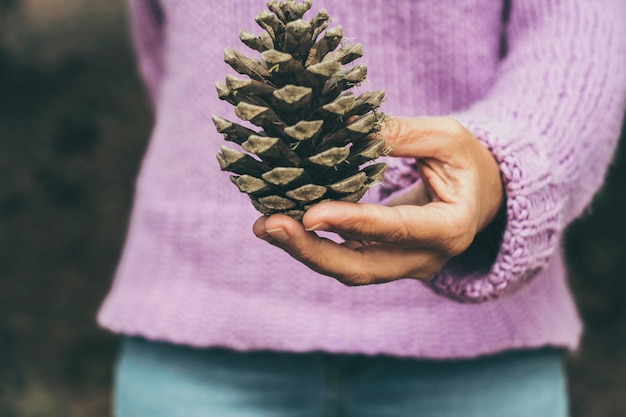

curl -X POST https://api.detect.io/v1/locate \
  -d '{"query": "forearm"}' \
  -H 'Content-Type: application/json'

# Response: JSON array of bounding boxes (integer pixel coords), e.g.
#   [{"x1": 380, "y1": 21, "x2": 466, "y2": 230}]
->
[{"x1": 429, "y1": 0, "x2": 626, "y2": 301}]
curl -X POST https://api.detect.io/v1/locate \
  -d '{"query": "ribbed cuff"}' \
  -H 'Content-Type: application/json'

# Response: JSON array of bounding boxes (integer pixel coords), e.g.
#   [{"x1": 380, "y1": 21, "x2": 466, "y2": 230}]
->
[{"x1": 425, "y1": 120, "x2": 565, "y2": 302}]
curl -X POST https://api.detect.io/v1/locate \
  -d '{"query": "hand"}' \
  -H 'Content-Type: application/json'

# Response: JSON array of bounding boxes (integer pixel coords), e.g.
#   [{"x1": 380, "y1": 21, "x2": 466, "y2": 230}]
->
[{"x1": 253, "y1": 116, "x2": 504, "y2": 286}]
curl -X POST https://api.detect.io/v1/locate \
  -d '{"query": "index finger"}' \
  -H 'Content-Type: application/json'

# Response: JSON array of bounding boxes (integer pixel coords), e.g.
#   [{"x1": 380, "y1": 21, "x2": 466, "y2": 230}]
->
[{"x1": 378, "y1": 116, "x2": 468, "y2": 159}]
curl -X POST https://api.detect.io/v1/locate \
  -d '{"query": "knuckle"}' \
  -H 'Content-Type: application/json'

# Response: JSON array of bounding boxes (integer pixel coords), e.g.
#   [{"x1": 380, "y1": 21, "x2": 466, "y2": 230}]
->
[
  {"x1": 383, "y1": 227, "x2": 412, "y2": 244},
  {"x1": 440, "y1": 117, "x2": 471, "y2": 151},
  {"x1": 293, "y1": 241, "x2": 324, "y2": 270},
  {"x1": 442, "y1": 117, "x2": 466, "y2": 137},
  {"x1": 382, "y1": 209, "x2": 414, "y2": 244},
  {"x1": 331, "y1": 204, "x2": 368, "y2": 236}
]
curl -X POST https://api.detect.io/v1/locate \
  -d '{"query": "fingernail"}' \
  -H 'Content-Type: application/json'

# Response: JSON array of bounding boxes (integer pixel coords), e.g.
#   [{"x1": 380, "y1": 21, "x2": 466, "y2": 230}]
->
[
  {"x1": 266, "y1": 228, "x2": 290, "y2": 243},
  {"x1": 305, "y1": 222, "x2": 329, "y2": 232},
  {"x1": 256, "y1": 232, "x2": 270, "y2": 240}
]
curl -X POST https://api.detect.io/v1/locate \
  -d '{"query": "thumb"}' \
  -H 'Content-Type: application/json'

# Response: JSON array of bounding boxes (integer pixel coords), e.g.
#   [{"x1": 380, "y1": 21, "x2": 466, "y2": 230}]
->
[{"x1": 302, "y1": 201, "x2": 456, "y2": 249}]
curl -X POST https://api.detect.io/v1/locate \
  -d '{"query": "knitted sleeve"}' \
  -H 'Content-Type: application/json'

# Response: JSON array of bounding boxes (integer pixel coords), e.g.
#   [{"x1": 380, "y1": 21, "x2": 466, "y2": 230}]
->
[
  {"x1": 423, "y1": 0, "x2": 626, "y2": 301},
  {"x1": 127, "y1": 0, "x2": 166, "y2": 102}
]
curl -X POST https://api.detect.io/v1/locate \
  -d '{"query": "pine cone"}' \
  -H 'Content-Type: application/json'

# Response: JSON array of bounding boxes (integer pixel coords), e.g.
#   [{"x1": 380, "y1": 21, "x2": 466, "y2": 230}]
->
[{"x1": 214, "y1": 0, "x2": 387, "y2": 221}]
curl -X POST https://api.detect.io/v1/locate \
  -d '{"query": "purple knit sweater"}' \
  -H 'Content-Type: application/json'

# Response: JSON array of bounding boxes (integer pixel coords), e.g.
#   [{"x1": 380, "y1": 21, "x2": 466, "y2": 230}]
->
[{"x1": 98, "y1": 0, "x2": 626, "y2": 358}]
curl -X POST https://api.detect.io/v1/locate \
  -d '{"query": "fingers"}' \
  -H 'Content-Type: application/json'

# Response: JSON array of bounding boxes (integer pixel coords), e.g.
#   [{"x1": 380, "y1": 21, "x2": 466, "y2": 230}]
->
[
  {"x1": 251, "y1": 116, "x2": 493, "y2": 286},
  {"x1": 301, "y1": 201, "x2": 473, "y2": 254},
  {"x1": 253, "y1": 214, "x2": 445, "y2": 284},
  {"x1": 378, "y1": 116, "x2": 469, "y2": 160}
]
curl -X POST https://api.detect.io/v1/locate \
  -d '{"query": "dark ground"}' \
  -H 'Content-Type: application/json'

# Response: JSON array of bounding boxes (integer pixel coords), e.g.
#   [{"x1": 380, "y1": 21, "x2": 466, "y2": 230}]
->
[{"x1": 0, "y1": 1, "x2": 625, "y2": 416}]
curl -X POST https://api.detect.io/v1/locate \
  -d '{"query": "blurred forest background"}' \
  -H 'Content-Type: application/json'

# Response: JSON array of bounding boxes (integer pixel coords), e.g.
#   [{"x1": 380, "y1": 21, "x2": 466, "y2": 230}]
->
[{"x1": 0, "y1": 1, "x2": 625, "y2": 416}]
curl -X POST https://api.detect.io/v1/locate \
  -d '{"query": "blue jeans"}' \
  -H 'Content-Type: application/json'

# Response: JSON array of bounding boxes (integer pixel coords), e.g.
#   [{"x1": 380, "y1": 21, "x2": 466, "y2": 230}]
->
[{"x1": 114, "y1": 337, "x2": 568, "y2": 417}]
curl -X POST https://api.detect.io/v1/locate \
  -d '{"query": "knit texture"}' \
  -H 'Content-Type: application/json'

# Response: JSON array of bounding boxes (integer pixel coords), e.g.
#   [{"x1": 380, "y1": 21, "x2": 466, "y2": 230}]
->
[{"x1": 98, "y1": 0, "x2": 626, "y2": 358}]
